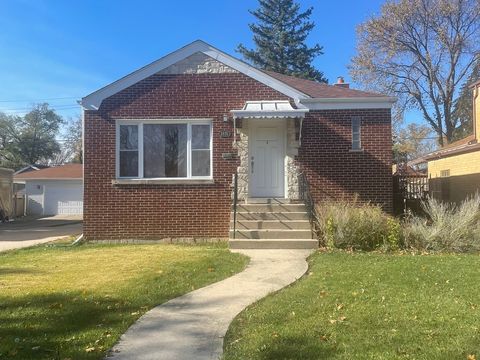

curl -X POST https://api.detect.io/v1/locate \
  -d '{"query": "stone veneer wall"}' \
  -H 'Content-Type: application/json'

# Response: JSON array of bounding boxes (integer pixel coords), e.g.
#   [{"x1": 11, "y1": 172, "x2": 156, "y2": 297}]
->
[
  {"x1": 158, "y1": 52, "x2": 239, "y2": 75},
  {"x1": 234, "y1": 118, "x2": 301, "y2": 201},
  {"x1": 286, "y1": 119, "x2": 301, "y2": 199}
]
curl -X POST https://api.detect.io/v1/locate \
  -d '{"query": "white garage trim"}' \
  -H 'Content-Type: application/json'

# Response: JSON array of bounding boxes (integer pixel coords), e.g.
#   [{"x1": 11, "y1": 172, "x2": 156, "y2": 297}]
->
[{"x1": 25, "y1": 180, "x2": 83, "y2": 216}]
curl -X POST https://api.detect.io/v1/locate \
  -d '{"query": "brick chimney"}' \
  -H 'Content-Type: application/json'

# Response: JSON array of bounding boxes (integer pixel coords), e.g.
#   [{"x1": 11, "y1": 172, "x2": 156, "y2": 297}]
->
[
  {"x1": 473, "y1": 81, "x2": 480, "y2": 142},
  {"x1": 334, "y1": 76, "x2": 349, "y2": 88}
]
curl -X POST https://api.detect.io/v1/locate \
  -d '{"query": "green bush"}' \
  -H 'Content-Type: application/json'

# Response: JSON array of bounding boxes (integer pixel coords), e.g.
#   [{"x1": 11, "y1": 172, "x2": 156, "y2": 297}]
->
[
  {"x1": 403, "y1": 194, "x2": 480, "y2": 252},
  {"x1": 315, "y1": 199, "x2": 400, "y2": 251}
]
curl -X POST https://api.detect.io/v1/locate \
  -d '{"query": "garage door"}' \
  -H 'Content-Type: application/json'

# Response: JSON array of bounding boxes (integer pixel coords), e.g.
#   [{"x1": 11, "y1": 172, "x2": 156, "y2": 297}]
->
[{"x1": 44, "y1": 181, "x2": 83, "y2": 215}]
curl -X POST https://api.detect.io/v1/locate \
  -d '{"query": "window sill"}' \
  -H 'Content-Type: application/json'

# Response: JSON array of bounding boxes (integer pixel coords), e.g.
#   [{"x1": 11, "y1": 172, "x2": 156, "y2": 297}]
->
[
  {"x1": 349, "y1": 149, "x2": 364, "y2": 153},
  {"x1": 112, "y1": 178, "x2": 215, "y2": 185}
]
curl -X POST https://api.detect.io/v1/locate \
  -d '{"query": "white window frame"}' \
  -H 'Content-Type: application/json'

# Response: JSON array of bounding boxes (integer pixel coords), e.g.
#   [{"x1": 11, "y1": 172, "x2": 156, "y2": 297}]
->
[
  {"x1": 351, "y1": 117, "x2": 362, "y2": 151},
  {"x1": 116, "y1": 119, "x2": 213, "y2": 180}
]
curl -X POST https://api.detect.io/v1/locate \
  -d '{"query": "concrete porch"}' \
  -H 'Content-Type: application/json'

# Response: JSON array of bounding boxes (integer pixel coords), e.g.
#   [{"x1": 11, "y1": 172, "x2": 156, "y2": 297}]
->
[{"x1": 229, "y1": 198, "x2": 318, "y2": 249}]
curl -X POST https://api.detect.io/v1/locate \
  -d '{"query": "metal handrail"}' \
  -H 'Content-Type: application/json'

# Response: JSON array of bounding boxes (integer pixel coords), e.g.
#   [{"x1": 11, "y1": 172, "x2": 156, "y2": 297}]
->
[
  {"x1": 299, "y1": 172, "x2": 316, "y2": 238},
  {"x1": 232, "y1": 172, "x2": 238, "y2": 239}
]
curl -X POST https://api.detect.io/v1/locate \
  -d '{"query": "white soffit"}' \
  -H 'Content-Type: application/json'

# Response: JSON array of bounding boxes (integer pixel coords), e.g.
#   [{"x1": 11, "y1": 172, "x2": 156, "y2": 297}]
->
[
  {"x1": 231, "y1": 100, "x2": 308, "y2": 119},
  {"x1": 80, "y1": 40, "x2": 309, "y2": 110}
]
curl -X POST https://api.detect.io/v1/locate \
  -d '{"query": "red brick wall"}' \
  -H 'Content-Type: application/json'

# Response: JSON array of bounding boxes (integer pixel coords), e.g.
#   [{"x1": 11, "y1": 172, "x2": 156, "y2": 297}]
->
[
  {"x1": 83, "y1": 73, "x2": 288, "y2": 240},
  {"x1": 84, "y1": 72, "x2": 393, "y2": 240},
  {"x1": 299, "y1": 109, "x2": 393, "y2": 212}
]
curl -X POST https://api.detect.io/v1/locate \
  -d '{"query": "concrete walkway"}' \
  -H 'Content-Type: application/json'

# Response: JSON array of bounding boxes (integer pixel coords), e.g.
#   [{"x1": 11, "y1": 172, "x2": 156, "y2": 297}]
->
[
  {"x1": 107, "y1": 249, "x2": 313, "y2": 360},
  {"x1": 0, "y1": 215, "x2": 82, "y2": 252}
]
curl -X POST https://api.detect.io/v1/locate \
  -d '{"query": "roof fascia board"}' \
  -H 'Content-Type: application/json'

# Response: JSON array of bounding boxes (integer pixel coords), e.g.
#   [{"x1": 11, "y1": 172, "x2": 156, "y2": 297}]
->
[
  {"x1": 300, "y1": 96, "x2": 396, "y2": 110},
  {"x1": 14, "y1": 178, "x2": 83, "y2": 181},
  {"x1": 423, "y1": 143, "x2": 480, "y2": 161},
  {"x1": 81, "y1": 40, "x2": 309, "y2": 110}
]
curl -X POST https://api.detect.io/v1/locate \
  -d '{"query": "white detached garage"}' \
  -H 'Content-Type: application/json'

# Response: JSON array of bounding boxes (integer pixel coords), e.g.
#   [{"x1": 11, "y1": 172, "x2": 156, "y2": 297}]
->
[{"x1": 14, "y1": 164, "x2": 83, "y2": 216}]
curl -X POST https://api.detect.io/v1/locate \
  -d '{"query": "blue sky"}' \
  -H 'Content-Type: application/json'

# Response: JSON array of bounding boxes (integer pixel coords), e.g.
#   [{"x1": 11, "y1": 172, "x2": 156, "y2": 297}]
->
[{"x1": 0, "y1": 0, "x2": 386, "y2": 121}]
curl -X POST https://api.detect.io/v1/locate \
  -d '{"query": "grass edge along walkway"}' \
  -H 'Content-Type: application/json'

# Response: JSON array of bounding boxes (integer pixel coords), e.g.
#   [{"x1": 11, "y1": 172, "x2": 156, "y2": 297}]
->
[
  {"x1": 0, "y1": 242, "x2": 248, "y2": 360},
  {"x1": 223, "y1": 250, "x2": 480, "y2": 360}
]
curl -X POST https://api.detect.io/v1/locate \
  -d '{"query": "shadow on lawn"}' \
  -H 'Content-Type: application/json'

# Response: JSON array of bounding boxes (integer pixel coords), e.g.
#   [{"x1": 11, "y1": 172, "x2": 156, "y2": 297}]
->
[
  {"x1": 0, "y1": 267, "x2": 43, "y2": 275},
  {"x1": 252, "y1": 335, "x2": 337, "y2": 360},
  {"x1": 0, "y1": 292, "x2": 139, "y2": 359}
]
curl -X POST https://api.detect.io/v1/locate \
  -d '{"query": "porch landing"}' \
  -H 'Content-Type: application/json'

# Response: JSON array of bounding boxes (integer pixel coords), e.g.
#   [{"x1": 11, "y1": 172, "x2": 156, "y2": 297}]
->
[{"x1": 229, "y1": 198, "x2": 318, "y2": 249}]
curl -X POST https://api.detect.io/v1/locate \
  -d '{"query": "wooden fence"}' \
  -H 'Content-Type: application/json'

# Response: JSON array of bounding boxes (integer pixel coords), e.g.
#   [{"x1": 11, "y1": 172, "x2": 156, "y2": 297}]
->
[{"x1": 393, "y1": 174, "x2": 429, "y2": 216}]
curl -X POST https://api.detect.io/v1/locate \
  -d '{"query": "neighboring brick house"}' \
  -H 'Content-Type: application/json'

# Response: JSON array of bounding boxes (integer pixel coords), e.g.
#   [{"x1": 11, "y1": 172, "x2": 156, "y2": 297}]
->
[
  {"x1": 80, "y1": 40, "x2": 395, "y2": 247},
  {"x1": 411, "y1": 80, "x2": 480, "y2": 204}
]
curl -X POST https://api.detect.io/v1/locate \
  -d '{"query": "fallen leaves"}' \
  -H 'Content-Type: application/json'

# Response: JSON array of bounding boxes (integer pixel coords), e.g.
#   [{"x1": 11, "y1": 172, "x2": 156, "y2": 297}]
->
[{"x1": 329, "y1": 316, "x2": 347, "y2": 324}]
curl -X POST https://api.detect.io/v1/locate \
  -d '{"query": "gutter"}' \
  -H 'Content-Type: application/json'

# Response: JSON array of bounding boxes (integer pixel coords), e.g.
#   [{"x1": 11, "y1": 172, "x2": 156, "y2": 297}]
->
[
  {"x1": 299, "y1": 96, "x2": 397, "y2": 110},
  {"x1": 300, "y1": 96, "x2": 397, "y2": 104},
  {"x1": 422, "y1": 142, "x2": 480, "y2": 162}
]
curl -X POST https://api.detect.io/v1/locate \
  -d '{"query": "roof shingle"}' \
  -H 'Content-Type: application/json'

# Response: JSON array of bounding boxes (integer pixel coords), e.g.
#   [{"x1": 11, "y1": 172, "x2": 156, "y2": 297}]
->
[
  {"x1": 14, "y1": 163, "x2": 83, "y2": 180},
  {"x1": 262, "y1": 70, "x2": 387, "y2": 99}
]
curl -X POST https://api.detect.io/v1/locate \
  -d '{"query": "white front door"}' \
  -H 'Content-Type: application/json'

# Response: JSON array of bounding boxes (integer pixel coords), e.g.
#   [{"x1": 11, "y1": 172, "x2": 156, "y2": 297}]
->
[{"x1": 249, "y1": 120, "x2": 285, "y2": 198}]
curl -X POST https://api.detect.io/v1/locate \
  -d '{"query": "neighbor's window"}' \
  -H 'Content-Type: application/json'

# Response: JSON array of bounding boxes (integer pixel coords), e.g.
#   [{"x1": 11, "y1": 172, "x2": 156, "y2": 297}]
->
[
  {"x1": 440, "y1": 169, "x2": 450, "y2": 177},
  {"x1": 117, "y1": 120, "x2": 212, "y2": 179},
  {"x1": 351, "y1": 117, "x2": 362, "y2": 150}
]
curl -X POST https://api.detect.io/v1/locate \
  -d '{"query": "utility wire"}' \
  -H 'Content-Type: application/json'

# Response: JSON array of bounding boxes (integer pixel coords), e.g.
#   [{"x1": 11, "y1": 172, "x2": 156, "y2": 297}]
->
[
  {"x1": 0, "y1": 96, "x2": 79, "y2": 103},
  {"x1": 0, "y1": 104, "x2": 79, "y2": 111},
  {"x1": 1, "y1": 106, "x2": 80, "y2": 114}
]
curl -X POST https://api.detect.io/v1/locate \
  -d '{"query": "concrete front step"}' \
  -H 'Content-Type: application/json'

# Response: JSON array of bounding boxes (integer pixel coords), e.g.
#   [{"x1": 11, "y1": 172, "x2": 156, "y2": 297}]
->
[
  {"x1": 230, "y1": 229, "x2": 312, "y2": 240},
  {"x1": 232, "y1": 220, "x2": 311, "y2": 230},
  {"x1": 229, "y1": 239, "x2": 318, "y2": 249},
  {"x1": 233, "y1": 212, "x2": 309, "y2": 221},
  {"x1": 234, "y1": 204, "x2": 307, "y2": 213}
]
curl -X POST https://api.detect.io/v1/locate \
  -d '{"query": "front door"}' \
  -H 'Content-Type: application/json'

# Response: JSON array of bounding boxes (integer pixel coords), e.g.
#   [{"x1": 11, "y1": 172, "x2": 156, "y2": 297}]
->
[{"x1": 249, "y1": 120, "x2": 285, "y2": 198}]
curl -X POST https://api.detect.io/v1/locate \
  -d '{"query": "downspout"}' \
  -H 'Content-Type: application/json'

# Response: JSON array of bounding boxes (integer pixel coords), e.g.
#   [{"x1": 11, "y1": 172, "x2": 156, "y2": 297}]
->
[{"x1": 474, "y1": 85, "x2": 479, "y2": 142}]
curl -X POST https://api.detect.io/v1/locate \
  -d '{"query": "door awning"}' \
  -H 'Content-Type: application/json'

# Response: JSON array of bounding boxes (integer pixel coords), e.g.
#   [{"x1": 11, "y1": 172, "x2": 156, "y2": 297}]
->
[{"x1": 231, "y1": 100, "x2": 308, "y2": 119}]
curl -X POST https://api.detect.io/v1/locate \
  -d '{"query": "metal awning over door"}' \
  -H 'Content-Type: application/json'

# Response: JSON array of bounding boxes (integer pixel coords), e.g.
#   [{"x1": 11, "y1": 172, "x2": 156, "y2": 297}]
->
[{"x1": 231, "y1": 100, "x2": 308, "y2": 119}]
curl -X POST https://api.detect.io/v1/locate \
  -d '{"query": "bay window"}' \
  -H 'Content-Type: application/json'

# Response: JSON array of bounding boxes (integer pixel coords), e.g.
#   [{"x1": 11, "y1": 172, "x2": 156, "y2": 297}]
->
[{"x1": 116, "y1": 120, "x2": 212, "y2": 179}]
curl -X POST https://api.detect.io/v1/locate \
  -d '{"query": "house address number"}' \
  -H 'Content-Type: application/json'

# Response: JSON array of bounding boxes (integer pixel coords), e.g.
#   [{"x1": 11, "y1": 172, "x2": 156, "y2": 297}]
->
[
  {"x1": 220, "y1": 130, "x2": 232, "y2": 138},
  {"x1": 222, "y1": 153, "x2": 236, "y2": 160}
]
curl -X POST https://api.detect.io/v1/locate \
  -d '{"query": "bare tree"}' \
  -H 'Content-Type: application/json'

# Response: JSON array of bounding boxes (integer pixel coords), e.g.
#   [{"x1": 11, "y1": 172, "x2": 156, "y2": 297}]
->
[
  {"x1": 350, "y1": 0, "x2": 480, "y2": 146},
  {"x1": 393, "y1": 123, "x2": 437, "y2": 163},
  {"x1": 53, "y1": 116, "x2": 82, "y2": 165}
]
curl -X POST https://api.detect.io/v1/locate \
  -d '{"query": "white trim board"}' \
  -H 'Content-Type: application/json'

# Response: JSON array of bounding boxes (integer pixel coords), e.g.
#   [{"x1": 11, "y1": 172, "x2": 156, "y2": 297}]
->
[
  {"x1": 80, "y1": 40, "x2": 309, "y2": 110},
  {"x1": 299, "y1": 97, "x2": 396, "y2": 110},
  {"x1": 115, "y1": 118, "x2": 213, "y2": 181}
]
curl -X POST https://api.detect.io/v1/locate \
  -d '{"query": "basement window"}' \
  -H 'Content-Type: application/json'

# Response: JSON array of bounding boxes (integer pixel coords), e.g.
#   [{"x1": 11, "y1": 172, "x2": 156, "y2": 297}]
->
[
  {"x1": 116, "y1": 119, "x2": 212, "y2": 180},
  {"x1": 351, "y1": 117, "x2": 362, "y2": 151}
]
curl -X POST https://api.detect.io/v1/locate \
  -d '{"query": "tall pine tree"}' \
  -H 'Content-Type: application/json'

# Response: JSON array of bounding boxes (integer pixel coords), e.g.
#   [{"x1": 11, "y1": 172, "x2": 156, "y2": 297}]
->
[
  {"x1": 237, "y1": 0, "x2": 327, "y2": 83},
  {"x1": 451, "y1": 60, "x2": 480, "y2": 141}
]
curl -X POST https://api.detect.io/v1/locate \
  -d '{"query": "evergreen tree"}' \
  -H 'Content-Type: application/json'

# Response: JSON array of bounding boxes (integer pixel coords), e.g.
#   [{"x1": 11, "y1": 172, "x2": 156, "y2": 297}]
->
[
  {"x1": 452, "y1": 61, "x2": 480, "y2": 141},
  {"x1": 237, "y1": 0, "x2": 327, "y2": 82}
]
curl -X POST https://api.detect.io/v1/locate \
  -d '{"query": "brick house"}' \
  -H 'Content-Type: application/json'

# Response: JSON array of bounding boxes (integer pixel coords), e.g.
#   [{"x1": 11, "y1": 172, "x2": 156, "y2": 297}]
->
[{"x1": 80, "y1": 40, "x2": 395, "y2": 248}]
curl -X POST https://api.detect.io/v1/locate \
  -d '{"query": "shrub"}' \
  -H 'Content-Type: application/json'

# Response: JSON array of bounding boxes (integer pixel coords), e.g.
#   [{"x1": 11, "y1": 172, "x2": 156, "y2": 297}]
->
[
  {"x1": 315, "y1": 199, "x2": 400, "y2": 251},
  {"x1": 403, "y1": 194, "x2": 480, "y2": 252}
]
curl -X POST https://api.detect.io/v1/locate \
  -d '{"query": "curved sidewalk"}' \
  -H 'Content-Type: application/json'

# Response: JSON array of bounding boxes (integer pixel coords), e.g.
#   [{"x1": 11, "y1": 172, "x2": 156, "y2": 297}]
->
[{"x1": 107, "y1": 249, "x2": 313, "y2": 360}]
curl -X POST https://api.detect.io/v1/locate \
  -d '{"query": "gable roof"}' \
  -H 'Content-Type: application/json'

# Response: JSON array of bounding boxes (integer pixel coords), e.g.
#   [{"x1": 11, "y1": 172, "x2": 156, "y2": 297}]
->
[
  {"x1": 80, "y1": 40, "x2": 309, "y2": 110},
  {"x1": 262, "y1": 70, "x2": 385, "y2": 99},
  {"x1": 80, "y1": 40, "x2": 395, "y2": 111},
  {"x1": 14, "y1": 163, "x2": 83, "y2": 180}
]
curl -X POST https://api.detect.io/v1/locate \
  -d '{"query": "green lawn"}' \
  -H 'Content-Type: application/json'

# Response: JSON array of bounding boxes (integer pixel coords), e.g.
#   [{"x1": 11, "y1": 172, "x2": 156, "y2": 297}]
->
[
  {"x1": 224, "y1": 251, "x2": 480, "y2": 360},
  {"x1": 0, "y1": 243, "x2": 248, "y2": 360}
]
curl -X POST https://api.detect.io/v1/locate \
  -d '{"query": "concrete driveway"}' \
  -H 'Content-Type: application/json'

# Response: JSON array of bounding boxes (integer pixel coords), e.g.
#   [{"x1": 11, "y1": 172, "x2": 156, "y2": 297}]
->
[{"x1": 0, "y1": 215, "x2": 83, "y2": 252}]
